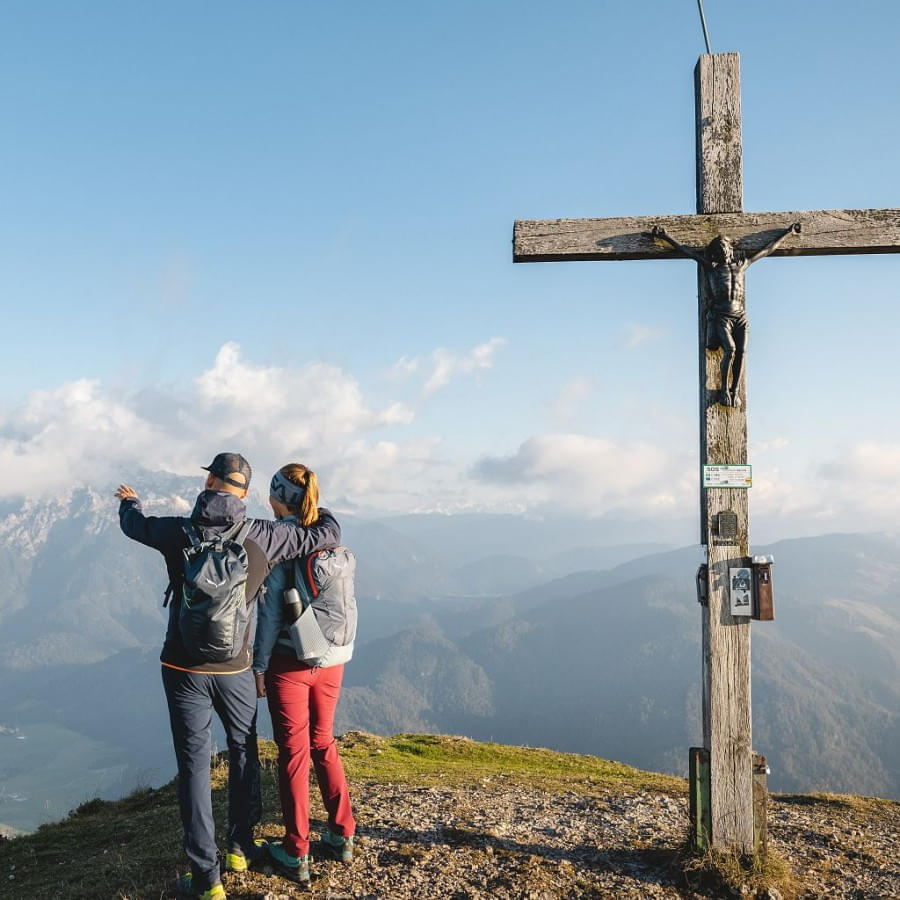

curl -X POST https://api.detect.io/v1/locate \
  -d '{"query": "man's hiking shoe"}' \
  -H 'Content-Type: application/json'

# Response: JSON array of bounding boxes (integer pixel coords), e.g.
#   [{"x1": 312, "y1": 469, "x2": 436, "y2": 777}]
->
[
  {"x1": 260, "y1": 839, "x2": 311, "y2": 885},
  {"x1": 223, "y1": 849, "x2": 248, "y2": 873},
  {"x1": 318, "y1": 829, "x2": 354, "y2": 864},
  {"x1": 223, "y1": 842, "x2": 266, "y2": 872},
  {"x1": 174, "y1": 872, "x2": 226, "y2": 899}
]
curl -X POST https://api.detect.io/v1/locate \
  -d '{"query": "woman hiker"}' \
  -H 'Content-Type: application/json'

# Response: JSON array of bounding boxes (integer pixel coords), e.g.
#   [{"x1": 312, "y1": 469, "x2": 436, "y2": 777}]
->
[{"x1": 253, "y1": 463, "x2": 357, "y2": 885}]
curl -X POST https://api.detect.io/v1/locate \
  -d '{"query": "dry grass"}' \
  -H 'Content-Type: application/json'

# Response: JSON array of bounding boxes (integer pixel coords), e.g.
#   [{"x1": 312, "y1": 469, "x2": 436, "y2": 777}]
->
[{"x1": 681, "y1": 842, "x2": 799, "y2": 899}]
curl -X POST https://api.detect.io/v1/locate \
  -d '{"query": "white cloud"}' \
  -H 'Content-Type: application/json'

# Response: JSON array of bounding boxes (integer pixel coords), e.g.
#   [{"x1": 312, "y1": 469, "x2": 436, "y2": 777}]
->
[
  {"x1": 1, "y1": 379, "x2": 176, "y2": 497},
  {"x1": 622, "y1": 322, "x2": 664, "y2": 349},
  {"x1": 472, "y1": 433, "x2": 693, "y2": 517},
  {"x1": 748, "y1": 441, "x2": 900, "y2": 538},
  {"x1": 389, "y1": 356, "x2": 420, "y2": 379},
  {"x1": 422, "y1": 337, "x2": 507, "y2": 396},
  {"x1": 0, "y1": 343, "x2": 416, "y2": 502},
  {"x1": 193, "y1": 342, "x2": 412, "y2": 452},
  {"x1": 819, "y1": 442, "x2": 900, "y2": 483}
]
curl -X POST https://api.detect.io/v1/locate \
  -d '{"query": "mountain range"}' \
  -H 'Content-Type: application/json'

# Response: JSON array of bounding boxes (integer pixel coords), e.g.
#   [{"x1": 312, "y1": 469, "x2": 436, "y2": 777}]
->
[{"x1": 0, "y1": 472, "x2": 897, "y2": 833}]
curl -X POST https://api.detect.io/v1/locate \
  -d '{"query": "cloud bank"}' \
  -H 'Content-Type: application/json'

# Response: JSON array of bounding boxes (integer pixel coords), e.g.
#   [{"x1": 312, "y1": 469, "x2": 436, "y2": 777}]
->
[
  {"x1": 3, "y1": 341, "x2": 900, "y2": 535},
  {"x1": 0, "y1": 341, "x2": 502, "y2": 511}
]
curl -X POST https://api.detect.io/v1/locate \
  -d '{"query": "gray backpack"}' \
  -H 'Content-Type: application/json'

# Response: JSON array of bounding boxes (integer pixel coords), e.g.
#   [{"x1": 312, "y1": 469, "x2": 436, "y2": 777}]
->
[
  {"x1": 286, "y1": 547, "x2": 357, "y2": 664},
  {"x1": 177, "y1": 519, "x2": 252, "y2": 662}
]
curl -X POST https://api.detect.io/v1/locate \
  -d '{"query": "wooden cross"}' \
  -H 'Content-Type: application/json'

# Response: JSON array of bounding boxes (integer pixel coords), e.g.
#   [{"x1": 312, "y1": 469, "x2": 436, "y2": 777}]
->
[{"x1": 513, "y1": 52, "x2": 900, "y2": 852}]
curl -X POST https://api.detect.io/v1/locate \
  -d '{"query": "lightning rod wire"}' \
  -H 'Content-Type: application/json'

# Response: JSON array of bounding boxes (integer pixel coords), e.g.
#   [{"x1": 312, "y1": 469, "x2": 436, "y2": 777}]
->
[{"x1": 697, "y1": 0, "x2": 713, "y2": 54}]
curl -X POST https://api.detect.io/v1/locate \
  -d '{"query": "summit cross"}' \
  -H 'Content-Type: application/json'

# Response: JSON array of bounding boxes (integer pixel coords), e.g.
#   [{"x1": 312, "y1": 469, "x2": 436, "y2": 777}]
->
[{"x1": 512, "y1": 52, "x2": 900, "y2": 852}]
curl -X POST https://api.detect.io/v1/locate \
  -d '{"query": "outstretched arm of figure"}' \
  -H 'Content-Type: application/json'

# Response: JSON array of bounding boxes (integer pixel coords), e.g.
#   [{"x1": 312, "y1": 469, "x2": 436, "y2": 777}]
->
[
  {"x1": 648, "y1": 225, "x2": 708, "y2": 265},
  {"x1": 116, "y1": 484, "x2": 182, "y2": 551},
  {"x1": 745, "y1": 222, "x2": 801, "y2": 264}
]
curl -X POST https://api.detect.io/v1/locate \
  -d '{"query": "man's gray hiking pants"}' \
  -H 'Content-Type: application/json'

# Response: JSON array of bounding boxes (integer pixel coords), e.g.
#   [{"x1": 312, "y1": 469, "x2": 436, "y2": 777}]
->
[{"x1": 162, "y1": 666, "x2": 260, "y2": 891}]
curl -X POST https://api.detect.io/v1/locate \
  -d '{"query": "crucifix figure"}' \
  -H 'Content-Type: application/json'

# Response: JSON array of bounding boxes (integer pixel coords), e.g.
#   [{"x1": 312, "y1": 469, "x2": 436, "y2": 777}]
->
[
  {"x1": 513, "y1": 52, "x2": 900, "y2": 853},
  {"x1": 650, "y1": 222, "x2": 801, "y2": 406}
]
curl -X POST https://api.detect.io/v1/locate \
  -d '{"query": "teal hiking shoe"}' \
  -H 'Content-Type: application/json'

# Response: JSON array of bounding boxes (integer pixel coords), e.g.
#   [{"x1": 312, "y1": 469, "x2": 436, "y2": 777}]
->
[
  {"x1": 318, "y1": 828, "x2": 354, "y2": 864},
  {"x1": 175, "y1": 872, "x2": 226, "y2": 899},
  {"x1": 263, "y1": 839, "x2": 311, "y2": 885}
]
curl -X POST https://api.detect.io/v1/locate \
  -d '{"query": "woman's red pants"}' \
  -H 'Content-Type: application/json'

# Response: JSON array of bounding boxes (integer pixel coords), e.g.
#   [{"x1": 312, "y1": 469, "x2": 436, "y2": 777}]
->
[{"x1": 265, "y1": 655, "x2": 356, "y2": 856}]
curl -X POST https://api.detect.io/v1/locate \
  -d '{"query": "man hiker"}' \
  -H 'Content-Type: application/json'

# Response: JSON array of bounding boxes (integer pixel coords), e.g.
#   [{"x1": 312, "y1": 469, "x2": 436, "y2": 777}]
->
[{"x1": 116, "y1": 452, "x2": 341, "y2": 900}]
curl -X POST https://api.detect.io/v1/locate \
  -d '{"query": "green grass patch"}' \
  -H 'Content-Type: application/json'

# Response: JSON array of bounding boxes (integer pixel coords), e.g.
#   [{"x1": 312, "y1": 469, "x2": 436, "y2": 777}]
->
[
  {"x1": 2, "y1": 781, "x2": 185, "y2": 899},
  {"x1": 335, "y1": 731, "x2": 685, "y2": 796}
]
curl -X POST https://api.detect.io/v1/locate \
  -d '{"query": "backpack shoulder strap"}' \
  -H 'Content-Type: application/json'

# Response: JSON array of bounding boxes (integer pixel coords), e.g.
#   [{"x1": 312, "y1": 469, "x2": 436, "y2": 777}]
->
[
  {"x1": 287, "y1": 557, "x2": 314, "y2": 607},
  {"x1": 232, "y1": 519, "x2": 252, "y2": 546},
  {"x1": 183, "y1": 519, "x2": 202, "y2": 549},
  {"x1": 217, "y1": 518, "x2": 249, "y2": 545},
  {"x1": 301, "y1": 550, "x2": 321, "y2": 599}
]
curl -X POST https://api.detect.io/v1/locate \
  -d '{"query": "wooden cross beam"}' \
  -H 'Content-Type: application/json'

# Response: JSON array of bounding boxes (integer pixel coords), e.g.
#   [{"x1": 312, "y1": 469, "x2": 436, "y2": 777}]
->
[
  {"x1": 512, "y1": 52, "x2": 900, "y2": 853},
  {"x1": 514, "y1": 208, "x2": 900, "y2": 263}
]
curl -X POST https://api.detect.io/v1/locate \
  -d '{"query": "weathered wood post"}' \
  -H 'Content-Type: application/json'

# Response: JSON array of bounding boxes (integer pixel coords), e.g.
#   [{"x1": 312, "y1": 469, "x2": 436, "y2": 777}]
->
[{"x1": 695, "y1": 52, "x2": 754, "y2": 852}]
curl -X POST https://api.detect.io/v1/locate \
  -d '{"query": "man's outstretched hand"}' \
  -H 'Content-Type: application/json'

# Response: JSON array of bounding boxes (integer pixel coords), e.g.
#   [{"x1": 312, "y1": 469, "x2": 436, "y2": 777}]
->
[{"x1": 116, "y1": 484, "x2": 138, "y2": 502}]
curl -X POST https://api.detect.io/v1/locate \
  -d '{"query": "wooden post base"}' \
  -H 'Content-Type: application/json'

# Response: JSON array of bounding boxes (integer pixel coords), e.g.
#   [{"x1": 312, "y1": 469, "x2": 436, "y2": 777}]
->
[{"x1": 690, "y1": 747, "x2": 768, "y2": 856}]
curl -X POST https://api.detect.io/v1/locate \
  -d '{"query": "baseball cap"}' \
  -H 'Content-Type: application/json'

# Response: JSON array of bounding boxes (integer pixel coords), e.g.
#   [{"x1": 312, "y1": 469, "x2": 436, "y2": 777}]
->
[{"x1": 202, "y1": 452, "x2": 252, "y2": 490}]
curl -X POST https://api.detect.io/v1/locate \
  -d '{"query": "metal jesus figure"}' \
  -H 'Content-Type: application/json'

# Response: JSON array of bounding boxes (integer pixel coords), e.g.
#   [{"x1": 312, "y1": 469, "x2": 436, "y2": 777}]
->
[{"x1": 651, "y1": 222, "x2": 801, "y2": 406}]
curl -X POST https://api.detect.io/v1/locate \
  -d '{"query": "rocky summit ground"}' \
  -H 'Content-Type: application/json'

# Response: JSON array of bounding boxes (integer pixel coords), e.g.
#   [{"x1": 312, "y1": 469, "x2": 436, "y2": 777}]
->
[{"x1": 2, "y1": 733, "x2": 898, "y2": 899}]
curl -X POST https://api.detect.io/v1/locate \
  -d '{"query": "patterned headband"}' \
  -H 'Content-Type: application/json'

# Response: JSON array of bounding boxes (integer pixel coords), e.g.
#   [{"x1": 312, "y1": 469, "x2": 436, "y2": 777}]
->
[{"x1": 269, "y1": 470, "x2": 307, "y2": 508}]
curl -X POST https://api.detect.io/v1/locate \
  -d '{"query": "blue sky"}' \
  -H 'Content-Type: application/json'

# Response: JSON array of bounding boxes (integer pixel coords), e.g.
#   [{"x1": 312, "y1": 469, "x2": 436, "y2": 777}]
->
[{"x1": 1, "y1": 1, "x2": 899, "y2": 540}]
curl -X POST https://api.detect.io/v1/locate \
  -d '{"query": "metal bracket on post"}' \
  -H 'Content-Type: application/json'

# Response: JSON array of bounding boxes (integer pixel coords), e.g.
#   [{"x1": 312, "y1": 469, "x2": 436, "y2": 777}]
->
[
  {"x1": 695, "y1": 564, "x2": 709, "y2": 606},
  {"x1": 752, "y1": 752, "x2": 769, "y2": 856},
  {"x1": 689, "y1": 747, "x2": 712, "y2": 853}
]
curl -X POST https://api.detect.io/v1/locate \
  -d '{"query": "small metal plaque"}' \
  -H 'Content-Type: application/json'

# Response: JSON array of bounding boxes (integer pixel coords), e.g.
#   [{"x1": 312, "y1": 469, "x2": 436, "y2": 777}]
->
[
  {"x1": 717, "y1": 511, "x2": 739, "y2": 540},
  {"x1": 703, "y1": 464, "x2": 752, "y2": 489}
]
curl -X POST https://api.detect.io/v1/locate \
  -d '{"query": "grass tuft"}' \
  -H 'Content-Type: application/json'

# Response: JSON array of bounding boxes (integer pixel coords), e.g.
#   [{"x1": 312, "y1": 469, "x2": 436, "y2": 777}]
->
[{"x1": 681, "y1": 842, "x2": 798, "y2": 899}]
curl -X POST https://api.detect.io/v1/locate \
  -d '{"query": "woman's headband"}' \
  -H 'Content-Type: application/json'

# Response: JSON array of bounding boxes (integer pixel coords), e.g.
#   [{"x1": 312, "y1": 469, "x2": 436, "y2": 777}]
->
[{"x1": 269, "y1": 470, "x2": 307, "y2": 508}]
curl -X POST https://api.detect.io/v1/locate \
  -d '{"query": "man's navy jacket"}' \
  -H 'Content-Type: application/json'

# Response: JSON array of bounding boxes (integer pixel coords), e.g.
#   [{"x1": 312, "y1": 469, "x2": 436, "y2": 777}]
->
[{"x1": 119, "y1": 489, "x2": 340, "y2": 673}]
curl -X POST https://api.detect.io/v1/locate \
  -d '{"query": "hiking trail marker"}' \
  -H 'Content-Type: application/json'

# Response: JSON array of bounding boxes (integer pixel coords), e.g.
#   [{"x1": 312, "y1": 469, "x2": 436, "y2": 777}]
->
[{"x1": 513, "y1": 52, "x2": 900, "y2": 852}]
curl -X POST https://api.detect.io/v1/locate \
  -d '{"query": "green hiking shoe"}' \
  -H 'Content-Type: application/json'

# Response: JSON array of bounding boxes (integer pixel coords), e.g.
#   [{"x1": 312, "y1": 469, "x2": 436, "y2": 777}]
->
[
  {"x1": 318, "y1": 829, "x2": 354, "y2": 864},
  {"x1": 263, "y1": 840, "x2": 311, "y2": 885},
  {"x1": 175, "y1": 872, "x2": 226, "y2": 899}
]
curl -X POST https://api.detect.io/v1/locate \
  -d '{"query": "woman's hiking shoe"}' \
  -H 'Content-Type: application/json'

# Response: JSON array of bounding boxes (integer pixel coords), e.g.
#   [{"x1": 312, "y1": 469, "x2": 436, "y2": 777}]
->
[
  {"x1": 318, "y1": 829, "x2": 354, "y2": 864},
  {"x1": 261, "y1": 840, "x2": 311, "y2": 885},
  {"x1": 175, "y1": 872, "x2": 226, "y2": 899}
]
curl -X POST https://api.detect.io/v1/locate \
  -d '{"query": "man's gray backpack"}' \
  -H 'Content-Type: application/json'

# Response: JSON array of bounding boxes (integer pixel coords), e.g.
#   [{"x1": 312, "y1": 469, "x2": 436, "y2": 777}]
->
[{"x1": 172, "y1": 519, "x2": 252, "y2": 662}]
